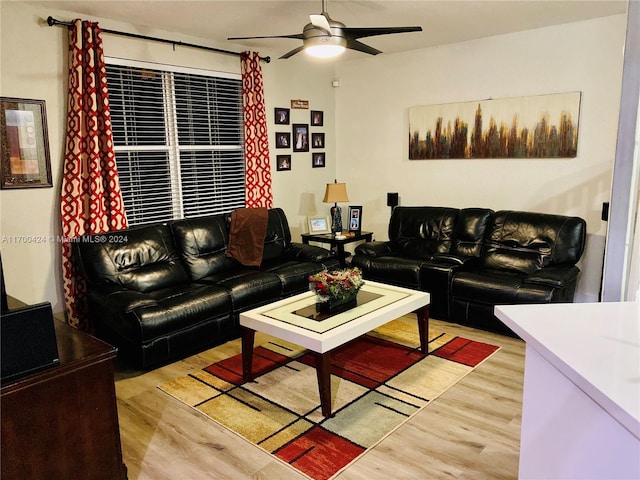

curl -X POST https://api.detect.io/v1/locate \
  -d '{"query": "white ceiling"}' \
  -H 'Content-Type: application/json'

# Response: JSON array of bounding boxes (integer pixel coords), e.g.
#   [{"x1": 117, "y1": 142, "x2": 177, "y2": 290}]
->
[{"x1": 26, "y1": 0, "x2": 628, "y2": 60}]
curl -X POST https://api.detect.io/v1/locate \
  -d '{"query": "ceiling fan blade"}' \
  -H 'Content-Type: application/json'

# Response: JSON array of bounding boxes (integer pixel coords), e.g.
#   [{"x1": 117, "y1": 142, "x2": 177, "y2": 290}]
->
[
  {"x1": 345, "y1": 39, "x2": 382, "y2": 56},
  {"x1": 228, "y1": 33, "x2": 304, "y2": 40},
  {"x1": 344, "y1": 26, "x2": 422, "y2": 40},
  {"x1": 310, "y1": 14, "x2": 332, "y2": 35},
  {"x1": 279, "y1": 45, "x2": 306, "y2": 59}
]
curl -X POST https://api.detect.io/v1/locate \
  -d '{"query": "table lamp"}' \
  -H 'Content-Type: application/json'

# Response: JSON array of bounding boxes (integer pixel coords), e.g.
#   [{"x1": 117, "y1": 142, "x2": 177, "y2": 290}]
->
[{"x1": 323, "y1": 180, "x2": 349, "y2": 235}]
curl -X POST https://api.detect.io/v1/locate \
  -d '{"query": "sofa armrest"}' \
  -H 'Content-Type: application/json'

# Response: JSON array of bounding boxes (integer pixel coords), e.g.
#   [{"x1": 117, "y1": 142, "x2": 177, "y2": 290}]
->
[
  {"x1": 524, "y1": 265, "x2": 580, "y2": 288},
  {"x1": 87, "y1": 285, "x2": 158, "y2": 314},
  {"x1": 285, "y1": 242, "x2": 336, "y2": 263},
  {"x1": 354, "y1": 241, "x2": 395, "y2": 257},
  {"x1": 431, "y1": 253, "x2": 481, "y2": 267}
]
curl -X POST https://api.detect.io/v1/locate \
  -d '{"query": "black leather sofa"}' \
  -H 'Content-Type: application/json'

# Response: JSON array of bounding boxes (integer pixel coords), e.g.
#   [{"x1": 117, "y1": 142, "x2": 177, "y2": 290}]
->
[
  {"x1": 75, "y1": 208, "x2": 340, "y2": 368},
  {"x1": 351, "y1": 207, "x2": 586, "y2": 334}
]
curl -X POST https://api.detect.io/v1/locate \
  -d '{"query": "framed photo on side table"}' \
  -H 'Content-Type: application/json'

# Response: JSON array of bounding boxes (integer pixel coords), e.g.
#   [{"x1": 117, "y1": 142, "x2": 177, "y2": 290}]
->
[
  {"x1": 1, "y1": 97, "x2": 52, "y2": 189},
  {"x1": 307, "y1": 216, "x2": 331, "y2": 234},
  {"x1": 348, "y1": 206, "x2": 362, "y2": 234}
]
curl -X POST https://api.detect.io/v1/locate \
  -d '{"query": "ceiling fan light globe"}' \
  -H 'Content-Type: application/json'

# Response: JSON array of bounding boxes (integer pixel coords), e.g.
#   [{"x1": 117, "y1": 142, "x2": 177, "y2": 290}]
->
[
  {"x1": 303, "y1": 34, "x2": 347, "y2": 58},
  {"x1": 305, "y1": 44, "x2": 346, "y2": 58}
]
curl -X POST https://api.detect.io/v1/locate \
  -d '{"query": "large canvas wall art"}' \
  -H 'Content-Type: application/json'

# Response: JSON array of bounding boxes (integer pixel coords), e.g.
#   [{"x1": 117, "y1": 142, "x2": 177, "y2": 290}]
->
[{"x1": 409, "y1": 92, "x2": 581, "y2": 159}]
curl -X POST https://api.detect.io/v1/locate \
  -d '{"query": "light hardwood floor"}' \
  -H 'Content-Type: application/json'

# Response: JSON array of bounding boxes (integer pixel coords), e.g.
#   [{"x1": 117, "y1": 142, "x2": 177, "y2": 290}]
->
[{"x1": 114, "y1": 317, "x2": 525, "y2": 480}]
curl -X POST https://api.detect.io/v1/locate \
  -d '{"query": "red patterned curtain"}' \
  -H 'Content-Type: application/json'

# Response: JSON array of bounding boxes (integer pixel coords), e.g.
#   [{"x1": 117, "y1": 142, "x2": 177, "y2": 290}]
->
[
  {"x1": 60, "y1": 20, "x2": 128, "y2": 329},
  {"x1": 241, "y1": 52, "x2": 273, "y2": 208}
]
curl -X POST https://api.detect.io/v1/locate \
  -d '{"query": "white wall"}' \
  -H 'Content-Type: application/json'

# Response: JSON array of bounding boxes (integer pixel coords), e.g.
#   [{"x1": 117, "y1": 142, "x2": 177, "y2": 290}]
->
[
  {"x1": 333, "y1": 15, "x2": 628, "y2": 302},
  {"x1": 263, "y1": 57, "x2": 337, "y2": 237},
  {"x1": 0, "y1": 1, "x2": 628, "y2": 312},
  {"x1": 0, "y1": 2, "x2": 334, "y2": 313}
]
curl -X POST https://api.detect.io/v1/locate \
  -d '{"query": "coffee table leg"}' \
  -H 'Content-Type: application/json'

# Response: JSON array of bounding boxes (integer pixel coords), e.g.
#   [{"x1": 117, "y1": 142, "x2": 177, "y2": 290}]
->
[
  {"x1": 316, "y1": 352, "x2": 333, "y2": 417},
  {"x1": 416, "y1": 305, "x2": 430, "y2": 354},
  {"x1": 241, "y1": 327, "x2": 256, "y2": 382}
]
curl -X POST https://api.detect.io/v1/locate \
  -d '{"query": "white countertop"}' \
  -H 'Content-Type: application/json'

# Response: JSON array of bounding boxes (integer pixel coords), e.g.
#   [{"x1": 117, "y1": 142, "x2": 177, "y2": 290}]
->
[{"x1": 495, "y1": 301, "x2": 640, "y2": 440}]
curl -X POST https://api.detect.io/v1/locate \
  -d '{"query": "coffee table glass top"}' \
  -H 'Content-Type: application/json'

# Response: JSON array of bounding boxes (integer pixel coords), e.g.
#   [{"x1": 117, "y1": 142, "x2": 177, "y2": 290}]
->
[{"x1": 259, "y1": 282, "x2": 411, "y2": 334}]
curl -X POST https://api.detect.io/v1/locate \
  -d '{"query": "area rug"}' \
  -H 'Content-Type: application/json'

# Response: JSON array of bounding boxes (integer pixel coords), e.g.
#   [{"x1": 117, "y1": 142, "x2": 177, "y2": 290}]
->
[{"x1": 158, "y1": 318, "x2": 500, "y2": 480}]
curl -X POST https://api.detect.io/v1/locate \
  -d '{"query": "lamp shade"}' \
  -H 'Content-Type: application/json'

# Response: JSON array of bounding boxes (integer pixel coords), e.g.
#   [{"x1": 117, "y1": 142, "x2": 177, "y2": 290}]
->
[{"x1": 323, "y1": 182, "x2": 349, "y2": 203}]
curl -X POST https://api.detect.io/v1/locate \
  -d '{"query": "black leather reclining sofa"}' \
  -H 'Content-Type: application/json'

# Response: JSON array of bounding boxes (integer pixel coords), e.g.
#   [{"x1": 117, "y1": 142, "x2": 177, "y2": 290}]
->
[
  {"x1": 75, "y1": 208, "x2": 339, "y2": 368},
  {"x1": 351, "y1": 207, "x2": 586, "y2": 334}
]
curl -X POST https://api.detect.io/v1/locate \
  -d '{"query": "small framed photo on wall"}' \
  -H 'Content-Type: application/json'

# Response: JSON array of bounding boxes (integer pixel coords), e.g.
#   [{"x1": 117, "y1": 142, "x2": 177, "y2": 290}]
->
[
  {"x1": 311, "y1": 110, "x2": 323, "y2": 126},
  {"x1": 312, "y1": 152, "x2": 325, "y2": 168},
  {"x1": 348, "y1": 206, "x2": 363, "y2": 234},
  {"x1": 292, "y1": 124, "x2": 309, "y2": 152},
  {"x1": 275, "y1": 132, "x2": 290, "y2": 149},
  {"x1": 274, "y1": 107, "x2": 290, "y2": 125},
  {"x1": 276, "y1": 155, "x2": 291, "y2": 171},
  {"x1": 312, "y1": 132, "x2": 325, "y2": 148}
]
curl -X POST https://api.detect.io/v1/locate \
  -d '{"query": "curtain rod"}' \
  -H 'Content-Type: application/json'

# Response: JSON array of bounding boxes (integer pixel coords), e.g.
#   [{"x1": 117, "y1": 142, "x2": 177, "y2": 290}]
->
[{"x1": 46, "y1": 16, "x2": 271, "y2": 63}]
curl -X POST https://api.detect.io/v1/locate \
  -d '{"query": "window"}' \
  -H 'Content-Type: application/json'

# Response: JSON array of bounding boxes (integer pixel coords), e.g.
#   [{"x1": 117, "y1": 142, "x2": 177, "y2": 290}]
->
[{"x1": 106, "y1": 59, "x2": 245, "y2": 226}]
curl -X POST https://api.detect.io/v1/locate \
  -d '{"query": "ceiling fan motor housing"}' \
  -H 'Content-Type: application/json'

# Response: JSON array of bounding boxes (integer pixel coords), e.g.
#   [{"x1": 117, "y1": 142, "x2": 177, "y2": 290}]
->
[{"x1": 303, "y1": 20, "x2": 347, "y2": 50}]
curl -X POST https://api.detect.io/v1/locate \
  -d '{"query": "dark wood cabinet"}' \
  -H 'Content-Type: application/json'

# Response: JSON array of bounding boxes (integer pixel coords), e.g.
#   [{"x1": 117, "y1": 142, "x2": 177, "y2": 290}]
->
[{"x1": 1, "y1": 313, "x2": 127, "y2": 479}]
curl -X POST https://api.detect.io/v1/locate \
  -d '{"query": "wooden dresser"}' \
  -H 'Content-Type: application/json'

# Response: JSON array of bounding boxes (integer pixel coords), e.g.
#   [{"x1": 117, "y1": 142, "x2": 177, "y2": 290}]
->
[{"x1": 1, "y1": 300, "x2": 127, "y2": 479}]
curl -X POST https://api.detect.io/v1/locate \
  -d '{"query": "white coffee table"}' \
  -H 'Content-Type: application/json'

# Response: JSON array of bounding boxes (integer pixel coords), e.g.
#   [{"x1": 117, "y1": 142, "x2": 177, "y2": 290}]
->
[{"x1": 239, "y1": 281, "x2": 430, "y2": 417}]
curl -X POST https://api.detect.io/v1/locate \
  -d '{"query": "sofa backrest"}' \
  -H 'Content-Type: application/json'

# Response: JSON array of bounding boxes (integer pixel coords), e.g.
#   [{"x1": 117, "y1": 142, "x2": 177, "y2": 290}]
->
[
  {"x1": 483, "y1": 210, "x2": 586, "y2": 274},
  {"x1": 75, "y1": 224, "x2": 190, "y2": 292},
  {"x1": 451, "y1": 208, "x2": 494, "y2": 257},
  {"x1": 170, "y1": 208, "x2": 294, "y2": 278},
  {"x1": 169, "y1": 214, "x2": 233, "y2": 280},
  {"x1": 389, "y1": 207, "x2": 459, "y2": 259},
  {"x1": 261, "y1": 208, "x2": 293, "y2": 262}
]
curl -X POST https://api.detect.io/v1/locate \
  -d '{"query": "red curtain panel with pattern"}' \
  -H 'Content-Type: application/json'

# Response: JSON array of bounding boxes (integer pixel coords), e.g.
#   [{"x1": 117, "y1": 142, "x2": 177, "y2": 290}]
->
[
  {"x1": 60, "y1": 20, "x2": 128, "y2": 329},
  {"x1": 241, "y1": 52, "x2": 273, "y2": 209}
]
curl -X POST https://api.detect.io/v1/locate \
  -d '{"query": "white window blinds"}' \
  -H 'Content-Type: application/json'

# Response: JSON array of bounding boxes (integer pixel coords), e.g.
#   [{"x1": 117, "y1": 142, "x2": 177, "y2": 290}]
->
[{"x1": 106, "y1": 60, "x2": 245, "y2": 226}]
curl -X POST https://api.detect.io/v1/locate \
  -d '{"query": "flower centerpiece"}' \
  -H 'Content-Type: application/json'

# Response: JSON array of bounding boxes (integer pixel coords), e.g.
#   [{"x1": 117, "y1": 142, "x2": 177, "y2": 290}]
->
[{"x1": 308, "y1": 267, "x2": 364, "y2": 313}]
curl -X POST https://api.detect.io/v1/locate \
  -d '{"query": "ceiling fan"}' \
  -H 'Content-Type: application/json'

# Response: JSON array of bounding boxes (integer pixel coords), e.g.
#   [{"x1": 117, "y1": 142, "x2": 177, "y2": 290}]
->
[{"x1": 227, "y1": 0, "x2": 422, "y2": 59}]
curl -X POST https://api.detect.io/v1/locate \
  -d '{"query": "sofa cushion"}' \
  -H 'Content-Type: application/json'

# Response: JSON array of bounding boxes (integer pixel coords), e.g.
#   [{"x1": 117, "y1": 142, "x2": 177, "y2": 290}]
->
[
  {"x1": 107, "y1": 283, "x2": 232, "y2": 343},
  {"x1": 76, "y1": 224, "x2": 190, "y2": 293},
  {"x1": 170, "y1": 215, "x2": 234, "y2": 280},
  {"x1": 452, "y1": 208, "x2": 493, "y2": 257},
  {"x1": 139, "y1": 285, "x2": 232, "y2": 341},
  {"x1": 358, "y1": 256, "x2": 423, "y2": 289},
  {"x1": 482, "y1": 210, "x2": 586, "y2": 274},
  {"x1": 262, "y1": 260, "x2": 327, "y2": 295},
  {"x1": 389, "y1": 207, "x2": 458, "y2": 259},
  {"x1": 452, "y1": 269, "x2": 555, "y2": 305},
  {"x1": 262, "y1": 208, "x2": 292, "y2": 262},
  {"x1": 197, "y1": 270, "x2": 283, "y2": 312}
]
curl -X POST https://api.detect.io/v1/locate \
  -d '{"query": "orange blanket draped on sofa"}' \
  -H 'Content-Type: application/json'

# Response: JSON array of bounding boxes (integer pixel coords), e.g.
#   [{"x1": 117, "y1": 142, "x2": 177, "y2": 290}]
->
[{"x1": 225, "y1": 208, "x2": 269, "y2": 267}]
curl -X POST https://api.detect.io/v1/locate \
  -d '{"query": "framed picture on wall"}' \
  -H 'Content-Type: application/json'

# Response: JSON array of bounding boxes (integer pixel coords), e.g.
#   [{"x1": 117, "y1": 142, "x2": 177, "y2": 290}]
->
[
  {"x1": 312, "y1": 152, "x2": 325, "y2": 168},
  {"x1": 311, "y1": 110, "x2": 324, "y2": 126},
  {"x1": 292, "y1": 124, "x2": 309, "y2": 152},
  {"x1": 312, "y1": 132, "x2": 325, "y2": 148},
  {"x1": 274, "y1": 107, "x2": 290, "y2": 125},
  {"x1": 276, "y1": 155, "x2": 291, "y2": 171},
  {"x1": 348, "y1": 206, "x2": 363, "y2": 234},
  {"x1": 275, "y1": 132, "x2": 291, "y2": 149},
  {"x1": 1, "y1": 97, "x2": 52, "y2": 189}
]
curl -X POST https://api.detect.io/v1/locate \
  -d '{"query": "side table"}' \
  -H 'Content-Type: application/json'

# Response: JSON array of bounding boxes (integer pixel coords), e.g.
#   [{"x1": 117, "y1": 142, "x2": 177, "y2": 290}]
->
[{"x1": 301, "y1": 231, "x2": 373, "y2": 267}]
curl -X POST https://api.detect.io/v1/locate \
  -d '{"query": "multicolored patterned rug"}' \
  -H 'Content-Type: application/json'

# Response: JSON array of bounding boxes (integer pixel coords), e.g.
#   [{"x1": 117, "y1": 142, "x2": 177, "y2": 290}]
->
[{"x1": 158, "y1": 317, "x2": 500, "y2": 480}]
